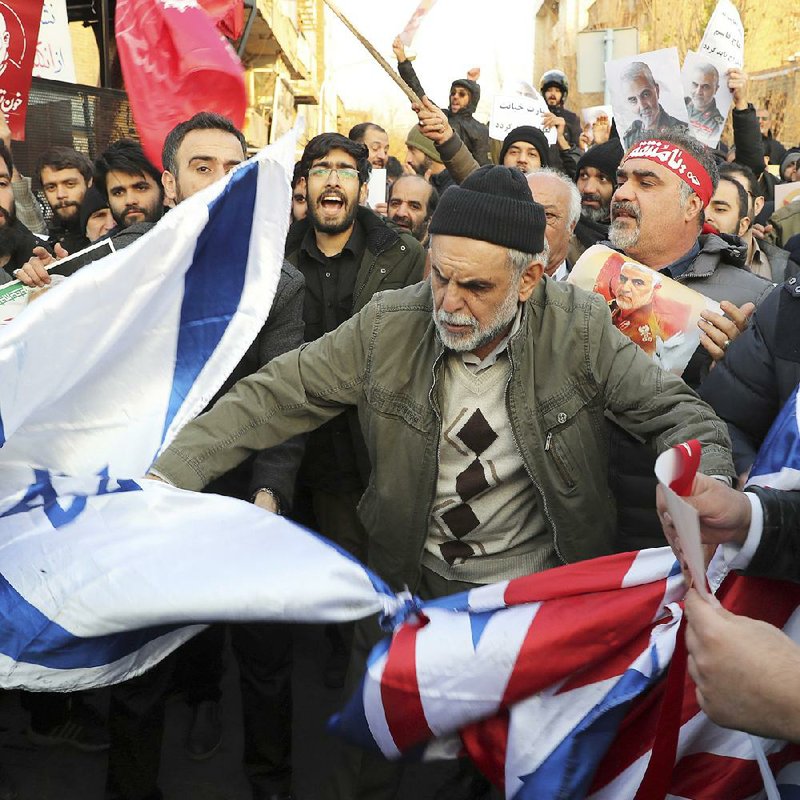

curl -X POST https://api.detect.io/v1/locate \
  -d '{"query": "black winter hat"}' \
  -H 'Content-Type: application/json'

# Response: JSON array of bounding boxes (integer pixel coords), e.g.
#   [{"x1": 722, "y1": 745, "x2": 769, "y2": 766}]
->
[
  {"x1": 79, "y1": 186, "x2": 110, "y2": 233},
  {"x1": 428, "y1": 165, "x2": 546, "y2": 253},
  {"x1": 575, "y1": 139, "x2": 624, "y2": 185},
  {"x1": 498, "y1": 126, "x2": 550, "y2": 169}
]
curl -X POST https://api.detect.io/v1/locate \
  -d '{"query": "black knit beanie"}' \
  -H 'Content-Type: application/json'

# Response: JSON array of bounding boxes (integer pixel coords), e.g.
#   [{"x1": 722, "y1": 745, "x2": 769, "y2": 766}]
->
[
  {"x1": 79, "y1": 186, "x2": 110, "y2": 233},
  {"x1": 428, "y1": 165, "x2": 546, "y2": 253},
  {"x1": 498, "y1": 126, "x2": 550, "y2": 169},
  {"x1": 575, "y1": 138, "x2": 624, "y2": 185}
]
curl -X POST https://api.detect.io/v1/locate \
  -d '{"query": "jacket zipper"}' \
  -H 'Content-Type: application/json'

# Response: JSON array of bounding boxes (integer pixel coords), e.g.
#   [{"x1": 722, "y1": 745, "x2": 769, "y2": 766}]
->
[
  {"x1": 544, "y1": 432, "x2": 576, "y2": 489},
  {"x1": 416, "y1": 347, "x2": 446, "y2": 593},
  {"x1": 507, "y1": 350, "x2": 566, "y2": 565}
]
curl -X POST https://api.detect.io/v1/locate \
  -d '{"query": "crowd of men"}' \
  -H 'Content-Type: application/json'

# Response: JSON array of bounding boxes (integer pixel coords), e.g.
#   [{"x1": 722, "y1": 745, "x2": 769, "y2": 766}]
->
[{"x1": 1, "y1": 48, "x2": 800, "y2": 800}]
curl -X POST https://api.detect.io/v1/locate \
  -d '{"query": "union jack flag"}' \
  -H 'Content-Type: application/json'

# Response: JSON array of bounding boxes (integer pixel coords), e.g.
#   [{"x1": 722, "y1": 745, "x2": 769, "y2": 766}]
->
[{"x1": 333, "y1": 389, "x2": 800, "y2": 799}]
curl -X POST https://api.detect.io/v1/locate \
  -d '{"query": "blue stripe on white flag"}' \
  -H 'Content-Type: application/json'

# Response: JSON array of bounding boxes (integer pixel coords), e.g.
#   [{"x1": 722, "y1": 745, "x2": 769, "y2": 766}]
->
[
  {"x1": 0, "y1": 570, "x2": 182, "y2": 669},
  {"x1": 162, "y1": 162, "x2": 258, "y2": 440}
]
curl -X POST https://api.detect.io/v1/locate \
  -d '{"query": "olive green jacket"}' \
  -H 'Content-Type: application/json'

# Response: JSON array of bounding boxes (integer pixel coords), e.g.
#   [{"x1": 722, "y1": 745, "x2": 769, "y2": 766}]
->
[{"x1": 154, "y1": 278, "x2": 734, "y2": 591}]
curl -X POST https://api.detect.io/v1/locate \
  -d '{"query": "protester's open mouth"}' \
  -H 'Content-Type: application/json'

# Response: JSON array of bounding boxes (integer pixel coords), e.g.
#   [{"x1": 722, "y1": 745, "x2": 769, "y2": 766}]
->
[
  {"x1": 582, "y1": 196, "x2": 601, "y2": 207},
  {"x1": 319, "y1": 193, "x2": 345, "y2": 214}
]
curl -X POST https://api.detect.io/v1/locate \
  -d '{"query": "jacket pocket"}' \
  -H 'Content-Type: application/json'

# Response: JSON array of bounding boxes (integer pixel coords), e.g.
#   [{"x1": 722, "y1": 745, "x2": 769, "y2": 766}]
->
[
  {"x1": 540, "y1": 385, "x2": 599, "y2": 492},
  {"x1": 545, "y1": 430, "x2": 576, "y2": 490}
]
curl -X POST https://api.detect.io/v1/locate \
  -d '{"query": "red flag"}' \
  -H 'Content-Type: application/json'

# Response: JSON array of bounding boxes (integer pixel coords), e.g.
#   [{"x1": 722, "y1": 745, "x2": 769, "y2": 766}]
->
[
  {"x1": 0, "y1": 0, "x2": 45, "y2": 140},
  {"x1": 115, "y1": 0, "x2": 247, "y2": 170},
  {"x1": 197, "y1": 0, "x2": 244, "y2": 40}
]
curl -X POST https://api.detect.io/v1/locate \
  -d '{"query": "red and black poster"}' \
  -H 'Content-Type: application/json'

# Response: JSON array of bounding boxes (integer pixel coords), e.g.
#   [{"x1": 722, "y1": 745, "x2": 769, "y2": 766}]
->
[{"x1": 0, "y1": 0, "x2": 45, "y2": 140}]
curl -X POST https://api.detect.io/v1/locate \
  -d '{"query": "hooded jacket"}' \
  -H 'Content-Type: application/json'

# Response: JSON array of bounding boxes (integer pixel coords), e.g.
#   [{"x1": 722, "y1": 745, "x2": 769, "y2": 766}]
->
[{"x1": 398, "y1": 60, "x2": 490, "y2": 166}]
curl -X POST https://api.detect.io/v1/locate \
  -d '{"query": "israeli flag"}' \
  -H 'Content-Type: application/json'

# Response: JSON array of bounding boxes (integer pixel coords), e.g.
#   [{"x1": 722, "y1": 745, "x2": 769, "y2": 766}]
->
[{"x1": 0, "y1": 128, "x2": 403, "y2": 691}]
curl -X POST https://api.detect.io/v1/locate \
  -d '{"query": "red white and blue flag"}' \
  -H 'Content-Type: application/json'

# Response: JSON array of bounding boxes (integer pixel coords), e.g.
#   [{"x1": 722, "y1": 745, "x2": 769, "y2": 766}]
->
[{"x1": 332, "y1": 388, "x2": 800, "y2": 799}]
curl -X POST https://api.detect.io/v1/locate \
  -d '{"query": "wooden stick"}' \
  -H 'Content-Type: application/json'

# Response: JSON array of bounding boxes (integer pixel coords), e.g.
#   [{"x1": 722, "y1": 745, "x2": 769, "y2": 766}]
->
[{"x1": 321, "y1": 0, "x2": 421, "y2": 106}]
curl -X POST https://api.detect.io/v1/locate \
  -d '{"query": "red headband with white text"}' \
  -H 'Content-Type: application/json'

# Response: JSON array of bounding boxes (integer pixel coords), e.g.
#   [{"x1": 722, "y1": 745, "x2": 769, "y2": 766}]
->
[{"x1": 622, "y1": 139, "x2": 714, "y2": 208}]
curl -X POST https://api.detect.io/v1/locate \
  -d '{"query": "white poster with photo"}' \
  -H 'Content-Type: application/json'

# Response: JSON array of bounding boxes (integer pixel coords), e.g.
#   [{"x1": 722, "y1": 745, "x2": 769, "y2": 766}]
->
[
  {"x1": 605, "y1": 48, "x2": 689, "y2": 151},
  {"x1": 698, "y1": 0, "x2": 744, "y2": 69},
  {"x1": 682, "y1": 50, "x2": 732, "y2": 149},
  {"x1": 568, "y1": 245, "x2": 721, "y2": 376},
  {"x1": 32, "y1": 0, "x2": 76, "y2": 83},
  {"x1": 489, "y1": 94, "x2": 557, "y2": 145}
]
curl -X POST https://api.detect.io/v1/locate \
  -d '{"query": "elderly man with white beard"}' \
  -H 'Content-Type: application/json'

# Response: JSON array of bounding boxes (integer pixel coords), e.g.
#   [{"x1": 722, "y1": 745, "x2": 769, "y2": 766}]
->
[{"x1": 148, "y1": 163, "x2": 735, "y2": 800}]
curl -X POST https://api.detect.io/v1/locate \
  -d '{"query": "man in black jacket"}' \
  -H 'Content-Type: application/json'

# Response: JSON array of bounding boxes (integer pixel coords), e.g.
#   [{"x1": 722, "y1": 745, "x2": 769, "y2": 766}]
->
[
  {"x1": 393, "y1": 36, "x2": 490, "y2": 166},
  {"x1": 699, "y1": 280, "x2": 800, "y2": 480},
  {"x1": 540, "y1": 68, "x2": 581, "y2": 147},
  {"x1": 568, "y1": 138, "x2": 624, "y2": 263},
  {"x1": 0, "y1": 142, "x2": 41, "y2": 282}
]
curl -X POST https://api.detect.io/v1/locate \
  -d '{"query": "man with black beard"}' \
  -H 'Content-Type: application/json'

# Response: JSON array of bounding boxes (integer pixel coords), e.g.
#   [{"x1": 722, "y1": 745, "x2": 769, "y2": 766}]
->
[
  {"x1": 94, "y1": 139, "x2": 164, "y2": 231},
  {"x1": 285, "y1": 132, "x2": 424, "y2": 548},
  {"x1": 569, "y1": 138, "x2": 624, "y2": 263},
  {"x1": 34, "y1": 146, "x2": 95, "y2": 253},
  {"x1": 284, "y1": 132, "x2": 424, "y2": 688},
  {"x1": 0, "y1": 141, "x2": 43, "y2": 283}
]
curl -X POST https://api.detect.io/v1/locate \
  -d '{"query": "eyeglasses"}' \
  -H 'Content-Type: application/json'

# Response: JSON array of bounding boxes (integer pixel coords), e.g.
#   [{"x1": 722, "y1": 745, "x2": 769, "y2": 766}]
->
[{"x1": 308, "y1": 166, "x2": 359, "y2": 181}]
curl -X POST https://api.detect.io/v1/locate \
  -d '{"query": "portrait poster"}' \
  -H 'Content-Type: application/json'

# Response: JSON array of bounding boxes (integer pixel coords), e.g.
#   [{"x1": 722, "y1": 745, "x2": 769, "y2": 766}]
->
[
  {"x1": 698, "y1": 0, "x2": 744, "y2": 69},
  {"x1": 681, "y1": 50, "x2": 732, "y2": 149},
  {"x1": 605, "y1": 48, "x2": 689, "y2": 151},
  {"x1": 0, "y1": 0, "x2": 45, "y2": 140},
  {"x1": 568, "y1": 245, "x2": 721, "y2": 375},
  {"x1": 489, "y1": 93, "x2": 557, "y2": 145},
  {"x1": 33, "y1": 0, "x2": 76, "y2": 84}
]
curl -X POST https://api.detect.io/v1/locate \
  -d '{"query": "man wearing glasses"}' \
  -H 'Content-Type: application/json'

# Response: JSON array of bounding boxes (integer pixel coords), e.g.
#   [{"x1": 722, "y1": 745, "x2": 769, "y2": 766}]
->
[{"x1": 284, "y1": 132, "x2": 425, "y2": 686}]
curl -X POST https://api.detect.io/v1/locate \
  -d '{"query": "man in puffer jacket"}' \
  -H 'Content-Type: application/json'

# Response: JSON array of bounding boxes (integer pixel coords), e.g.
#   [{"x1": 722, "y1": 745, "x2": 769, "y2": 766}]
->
[{"x1": 393, "y1": 36, "x2": 490, "y2": 166}]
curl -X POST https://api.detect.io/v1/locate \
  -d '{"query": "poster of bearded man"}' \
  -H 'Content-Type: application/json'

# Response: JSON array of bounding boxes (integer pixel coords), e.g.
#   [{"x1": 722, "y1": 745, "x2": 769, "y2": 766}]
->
[{"x1": 569, "y1": 244, "x2": 721, "y2": 375}]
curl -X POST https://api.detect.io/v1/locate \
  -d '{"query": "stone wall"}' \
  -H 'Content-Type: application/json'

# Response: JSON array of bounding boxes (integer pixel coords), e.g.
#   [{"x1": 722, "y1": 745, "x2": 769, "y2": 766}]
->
[{"x1": 535, "y1": 0, "x2": 800, "y2": 144}]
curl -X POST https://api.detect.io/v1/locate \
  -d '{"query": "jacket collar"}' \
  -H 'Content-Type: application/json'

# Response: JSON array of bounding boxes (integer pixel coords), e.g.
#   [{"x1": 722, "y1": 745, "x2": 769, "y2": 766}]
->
[{"x1": 285, "y1": 205, "x2": 400, "y2": 258}]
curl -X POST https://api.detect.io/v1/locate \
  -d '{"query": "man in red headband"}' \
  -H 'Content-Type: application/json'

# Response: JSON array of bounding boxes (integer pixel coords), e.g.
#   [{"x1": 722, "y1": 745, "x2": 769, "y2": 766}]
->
[{"x1": 606, "y1": 130, "x2": 773, "y2": 553}]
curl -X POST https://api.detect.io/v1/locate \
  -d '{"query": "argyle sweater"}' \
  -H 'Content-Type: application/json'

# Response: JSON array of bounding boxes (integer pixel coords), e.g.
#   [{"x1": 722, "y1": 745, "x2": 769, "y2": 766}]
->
[{"x1": 424, "y1": 352, "x2": 559, "y2": 584}]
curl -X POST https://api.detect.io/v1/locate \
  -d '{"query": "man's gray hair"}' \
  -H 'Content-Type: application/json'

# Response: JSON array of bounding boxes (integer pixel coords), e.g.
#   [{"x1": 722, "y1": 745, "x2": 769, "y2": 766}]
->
[
  {"x1": 620, "y1": 61, "x2": 656, "y2": 88},
  {"x1": 528, "y1": 168, "x2": 582, "y2": 229},
  {"x1": 694, "y1": 61, "x2": 720, "y2": 82},
  {"x1": 508, "y1": 242, "x2": 549, "y2": 279}
]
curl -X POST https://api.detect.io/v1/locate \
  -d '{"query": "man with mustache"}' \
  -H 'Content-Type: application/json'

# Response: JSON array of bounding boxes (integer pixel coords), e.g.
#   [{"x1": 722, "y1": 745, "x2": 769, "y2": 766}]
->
[
  {"x1": 605, "y1": 131, "x2": 772, "y2": 554},
  {"x1": 386, "y1": 174, "x2": 438, "y2": 245},
  {"x1": 34, "y1": 146, "x2": 96, "y2": 252}
]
